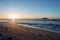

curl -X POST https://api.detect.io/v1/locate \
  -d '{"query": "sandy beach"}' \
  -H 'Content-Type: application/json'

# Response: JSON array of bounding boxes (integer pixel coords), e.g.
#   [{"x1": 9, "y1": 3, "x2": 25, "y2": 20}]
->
[{"x1": 0, "y1": 22, "x2": 60, "y2": 40}]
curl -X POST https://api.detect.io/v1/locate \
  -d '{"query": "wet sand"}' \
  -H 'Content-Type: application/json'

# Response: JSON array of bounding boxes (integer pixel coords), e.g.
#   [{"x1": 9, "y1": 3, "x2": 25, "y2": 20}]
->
[{"x1": 0, "y1": 22, "x2": 60, "y2": 40}]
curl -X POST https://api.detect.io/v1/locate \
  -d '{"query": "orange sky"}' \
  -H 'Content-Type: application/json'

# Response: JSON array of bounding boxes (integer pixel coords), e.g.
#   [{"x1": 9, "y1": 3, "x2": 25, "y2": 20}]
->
[
  {"x1": 0, "y1": 15, "x2": 43, "y2": 19},
  {"x1": 0, "y1": 15, "x2": 59, "y2": 19}
]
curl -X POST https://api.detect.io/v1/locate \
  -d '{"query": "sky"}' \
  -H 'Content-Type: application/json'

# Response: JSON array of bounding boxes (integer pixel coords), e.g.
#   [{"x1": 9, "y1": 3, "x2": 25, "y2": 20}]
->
[{"x1": 0, "y1": 0, "x2": 60, "y2": 19}]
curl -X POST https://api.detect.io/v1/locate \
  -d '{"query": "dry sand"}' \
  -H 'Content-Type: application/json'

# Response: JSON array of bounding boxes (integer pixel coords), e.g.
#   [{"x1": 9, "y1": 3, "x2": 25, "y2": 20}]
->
[{"x1": 0, "y1": 22, "x2": 60, "y2": 40}]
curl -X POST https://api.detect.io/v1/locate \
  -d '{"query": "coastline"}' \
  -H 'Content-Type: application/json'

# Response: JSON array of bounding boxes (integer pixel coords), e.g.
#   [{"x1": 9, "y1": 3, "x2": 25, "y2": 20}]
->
[
  {"x1": 18, "y1": 24, "x2": 60, "y2": 34},
  {"x1": 0, "y1": 22, "x2": 60, "y2": 40}
]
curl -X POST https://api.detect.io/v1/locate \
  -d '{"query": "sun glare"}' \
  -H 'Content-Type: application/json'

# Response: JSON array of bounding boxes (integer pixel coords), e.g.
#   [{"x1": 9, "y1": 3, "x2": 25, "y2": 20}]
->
[
  {"x1": 10, "y1": 15, "x2": 17, "y2": 19},
  {"x1": 9, "y1": 14, "x2": 17, "y2": 22}
]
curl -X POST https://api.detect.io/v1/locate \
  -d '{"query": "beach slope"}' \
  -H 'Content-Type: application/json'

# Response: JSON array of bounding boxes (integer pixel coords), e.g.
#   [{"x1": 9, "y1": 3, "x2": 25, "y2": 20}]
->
[{"x1": 0, "y1": 22, "x2": 60, "y2": 40}]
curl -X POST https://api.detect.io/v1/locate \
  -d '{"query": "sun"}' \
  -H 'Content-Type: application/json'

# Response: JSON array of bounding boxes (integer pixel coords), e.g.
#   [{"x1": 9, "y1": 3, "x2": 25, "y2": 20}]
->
[
  {"x1": 10, "y1": 15, "x2": 16, "y2": 19},
  {"x1": 9, "y1": 14, "x2": 17, "y2": 19},
  {"x1": 9, "y1": 14, "x2": 17, "y2": 22}
]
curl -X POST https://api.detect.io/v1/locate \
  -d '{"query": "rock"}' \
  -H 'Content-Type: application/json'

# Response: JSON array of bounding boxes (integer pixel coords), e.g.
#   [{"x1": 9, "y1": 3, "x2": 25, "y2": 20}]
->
[
  {"x1": 7, "y1": 37, "x2": 13, "y2": 40},
  {"x1": 0, "y1": 33, "x2": 3, "y2": 36},
  {"x1": 38, "y1": 34, "x2": 42, "y2": 36}
]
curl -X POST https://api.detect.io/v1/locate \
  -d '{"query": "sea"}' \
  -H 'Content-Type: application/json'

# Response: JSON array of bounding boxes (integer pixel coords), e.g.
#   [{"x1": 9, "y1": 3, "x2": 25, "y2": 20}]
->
[{"x1": 0, "y1": 19, "x2": 60, "y2": 32}]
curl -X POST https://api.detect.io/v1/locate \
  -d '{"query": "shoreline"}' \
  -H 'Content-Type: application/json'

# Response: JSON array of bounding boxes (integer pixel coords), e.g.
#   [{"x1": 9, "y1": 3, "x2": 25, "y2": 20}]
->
[
  {"x1": 18, "y1": 24, "x2": 60, "y2": 34},
  {"x1": 0, "y1": 22, "x2": 60, "y2": 40}
]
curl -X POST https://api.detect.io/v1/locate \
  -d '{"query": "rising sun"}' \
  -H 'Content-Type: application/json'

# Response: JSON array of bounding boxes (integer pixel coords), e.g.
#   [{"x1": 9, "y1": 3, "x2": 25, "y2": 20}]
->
[
  {"x1": 10, "y1": 15, "x2": 17, "y2": 19},
  {"x1": 9, "y1": 14, "x2": 17, "y2": 22}
]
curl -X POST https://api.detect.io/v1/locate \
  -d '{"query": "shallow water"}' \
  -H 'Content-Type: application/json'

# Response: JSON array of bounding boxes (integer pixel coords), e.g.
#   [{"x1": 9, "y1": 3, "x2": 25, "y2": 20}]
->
[{"x1": 0, "y1": 19, "x2": 60, "y2": 32}]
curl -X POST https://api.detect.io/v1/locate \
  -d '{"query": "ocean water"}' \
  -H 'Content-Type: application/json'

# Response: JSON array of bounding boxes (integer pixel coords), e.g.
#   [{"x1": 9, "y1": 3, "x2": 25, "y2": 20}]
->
[
  {"x1": 0, "y1": 19, "x2": 60, "y2": 32},
  {"x1": 16, "y1": 19, "x2": 60, "y2": 32}
]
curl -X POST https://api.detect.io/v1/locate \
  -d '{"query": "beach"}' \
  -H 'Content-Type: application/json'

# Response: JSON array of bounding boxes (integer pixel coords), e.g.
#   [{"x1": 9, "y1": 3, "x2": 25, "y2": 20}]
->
[{"x1": 0, "y1": 22, "x2": 60, "y2": 40}]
